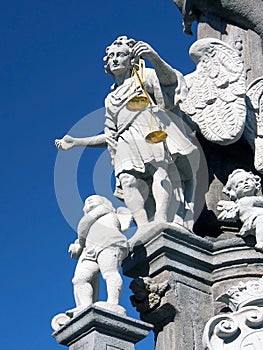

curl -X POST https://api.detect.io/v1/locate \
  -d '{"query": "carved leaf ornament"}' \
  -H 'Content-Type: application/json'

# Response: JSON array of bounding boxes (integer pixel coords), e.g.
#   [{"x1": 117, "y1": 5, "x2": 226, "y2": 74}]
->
[
  {"x1": 181, "y1": 38, "x2": 247, "y2": 145},
  {"x1": 203, "y1": 278, "x2": 263, "y2": 349}
]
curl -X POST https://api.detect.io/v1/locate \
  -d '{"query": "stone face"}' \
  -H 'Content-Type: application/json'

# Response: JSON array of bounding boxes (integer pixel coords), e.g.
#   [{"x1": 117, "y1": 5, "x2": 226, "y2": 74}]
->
[{"x1": 52, "y1": 305, "x2": 153, "y2": 350}]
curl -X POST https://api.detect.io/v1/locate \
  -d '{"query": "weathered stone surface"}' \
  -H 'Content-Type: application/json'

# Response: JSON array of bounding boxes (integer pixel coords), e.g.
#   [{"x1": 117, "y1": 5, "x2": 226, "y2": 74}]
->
[
  {"x1": 52, "y1": 305, "x2": 153, "y2": 350},
  {"x1": 173, "y1": 0, "x2": 263, "y2": 42},
  {"x1": 123, "y1": 228, "x2": 263, "y2": 349}
]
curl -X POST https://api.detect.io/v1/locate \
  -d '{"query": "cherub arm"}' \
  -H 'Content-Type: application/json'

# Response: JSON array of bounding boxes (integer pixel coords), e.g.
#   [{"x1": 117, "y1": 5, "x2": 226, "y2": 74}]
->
[
  {"x1": 68, "y1": 239, "x2": 83, "y2": 259},
  {"x1": 55, "y1": 134, "x2": 107, "y2": 151}
]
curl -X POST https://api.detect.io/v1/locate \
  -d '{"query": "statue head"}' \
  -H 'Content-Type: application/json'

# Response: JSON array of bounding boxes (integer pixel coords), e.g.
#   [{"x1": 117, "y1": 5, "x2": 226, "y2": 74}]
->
[
  {"x1": 83, "y1": 195, "x2": 115, "y2": 213},
  {"x1": 103, "y1": 36, "x2": 137, "y2": 77},
  {"x1": 223, "y1": 169, "x2": 261, "y2": 200}
]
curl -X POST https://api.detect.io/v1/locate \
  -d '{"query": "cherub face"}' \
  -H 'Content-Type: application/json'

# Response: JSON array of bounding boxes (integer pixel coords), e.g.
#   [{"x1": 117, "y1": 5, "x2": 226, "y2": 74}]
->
[
  {"x1": 106, "y1": 45, "x2": 132, "y2": 76},
  {"x1": 233, "y1": 174, "x2": 256, "y2": 198}
]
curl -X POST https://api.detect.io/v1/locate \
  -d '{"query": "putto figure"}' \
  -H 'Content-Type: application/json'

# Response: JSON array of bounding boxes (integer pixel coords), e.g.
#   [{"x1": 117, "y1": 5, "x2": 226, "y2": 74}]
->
[
  {"x1": 217, "y1": 169, "x2": 263, "y2": 251},
  {"x1": 66, "y1": 195, "x2": 132, "y2": 317},
  {"x1": 55, "y1": 36, "x2": 199, "y2": 230}
]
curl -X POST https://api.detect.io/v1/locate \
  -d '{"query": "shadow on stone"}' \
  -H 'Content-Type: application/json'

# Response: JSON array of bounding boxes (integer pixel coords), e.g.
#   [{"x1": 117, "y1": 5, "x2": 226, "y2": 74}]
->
[{"x1": 140, "y1": 303, "x2": 177, "y2": 335}]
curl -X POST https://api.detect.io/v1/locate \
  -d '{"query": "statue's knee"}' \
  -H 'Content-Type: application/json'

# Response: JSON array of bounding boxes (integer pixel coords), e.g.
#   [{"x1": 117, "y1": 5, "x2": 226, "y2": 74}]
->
[
  {"x1": 102, "y1": 270, "x2": 120, "y2": 281},
  {"x1": 72, "y1": 273, "x2": 92, "y2": 285}
]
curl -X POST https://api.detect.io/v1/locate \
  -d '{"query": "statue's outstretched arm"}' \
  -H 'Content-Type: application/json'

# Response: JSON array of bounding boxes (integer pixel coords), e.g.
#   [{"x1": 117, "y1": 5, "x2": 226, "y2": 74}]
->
[
  {"x1": 55, "y1": 134, "x2": 107, "y2": 151},
  {"x1": 132, "y1": 41, "x2": 180, "y2": 86}
]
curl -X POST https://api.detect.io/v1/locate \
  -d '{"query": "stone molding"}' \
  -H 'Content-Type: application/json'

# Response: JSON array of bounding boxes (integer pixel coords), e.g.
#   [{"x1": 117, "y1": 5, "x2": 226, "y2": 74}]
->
[{"x1": 52, "y1": 305, "x2": 153, "y2": 349}]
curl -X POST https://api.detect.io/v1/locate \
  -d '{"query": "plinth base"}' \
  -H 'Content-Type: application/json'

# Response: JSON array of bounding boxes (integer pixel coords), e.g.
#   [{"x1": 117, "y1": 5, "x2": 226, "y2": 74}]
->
[{"x1": 52, "y1": 305, "x2": 153, "y2": 350}]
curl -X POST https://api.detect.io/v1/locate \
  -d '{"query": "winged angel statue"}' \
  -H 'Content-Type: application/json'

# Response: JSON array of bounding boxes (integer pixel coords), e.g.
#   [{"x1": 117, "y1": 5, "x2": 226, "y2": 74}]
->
[
  {"x1": 56, "y1": 37, "x2": 263, "y2": 239},
  {"x1": 181, "y1": 38, "x2": 263, "y2": 173}
]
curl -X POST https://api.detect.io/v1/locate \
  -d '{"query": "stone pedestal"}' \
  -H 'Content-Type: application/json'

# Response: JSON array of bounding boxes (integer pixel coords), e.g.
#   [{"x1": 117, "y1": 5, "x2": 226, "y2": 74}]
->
[
  {"x1": 123, "y1": 228, "x2": 263, "y2": 350},
  {"x1": 52, "y1": 305, "x2": 153, "y2": 350}
]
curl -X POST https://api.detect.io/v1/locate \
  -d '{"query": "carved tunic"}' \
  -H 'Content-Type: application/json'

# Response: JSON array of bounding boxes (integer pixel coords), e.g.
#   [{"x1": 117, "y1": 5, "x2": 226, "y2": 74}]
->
[
  {"x1": 81, "y1": 211, "x2": 128, "y2": 261},
  {"x1": 104, "y1": 68, "x2": 197, "y2": 177}
]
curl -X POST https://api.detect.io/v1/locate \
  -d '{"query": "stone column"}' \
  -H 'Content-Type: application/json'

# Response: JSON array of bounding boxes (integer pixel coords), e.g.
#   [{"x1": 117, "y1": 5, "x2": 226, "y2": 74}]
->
[
  {"x1": 123, "y1": 228, "x2": 263, "y2": 350},
  {"x1": 52, "y1": 305, "x2": 153, "y2": 350}
]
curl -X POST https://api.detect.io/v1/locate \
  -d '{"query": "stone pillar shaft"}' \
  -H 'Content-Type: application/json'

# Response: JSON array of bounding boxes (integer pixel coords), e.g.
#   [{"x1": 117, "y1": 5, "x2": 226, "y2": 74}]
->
[{"x1": 123, "y1": 229, "x2": 263, "y2": 350}]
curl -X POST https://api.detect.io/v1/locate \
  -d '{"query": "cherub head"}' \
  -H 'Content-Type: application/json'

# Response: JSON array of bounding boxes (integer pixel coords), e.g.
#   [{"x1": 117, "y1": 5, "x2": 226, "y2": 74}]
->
[
  {"x1": 103, "y1": 36, "x2": 137, "y2": 77},
  {"x1": 83, "y1": 195, "x2": 115, "y2": 213},
  {"x1": 83, "y1": 194, "x2": 132, "y2": 232},
  {"x1": 223, "y1": 169, "x2": 261, "y2": 200}
]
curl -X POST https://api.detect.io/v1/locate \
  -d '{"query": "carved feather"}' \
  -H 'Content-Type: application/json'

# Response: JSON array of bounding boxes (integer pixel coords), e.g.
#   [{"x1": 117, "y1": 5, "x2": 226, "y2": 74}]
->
[
  {"x1": 217, "y1": 200, "x2": 239, "y2": 221},
  {"x1": 181, "y1": 38, "x2": 246, "y2": 145},
  {"x1": 244, "y1": 77, "x2": 263, "y2": 172}
]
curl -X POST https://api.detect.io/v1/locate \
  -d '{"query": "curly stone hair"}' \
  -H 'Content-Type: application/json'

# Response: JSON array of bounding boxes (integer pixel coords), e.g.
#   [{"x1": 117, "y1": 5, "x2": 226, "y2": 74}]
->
[
  {"x1": 223, "y1": 169, "x2": 261, "y2": 200},
  {"x1": 103, "y1": 36, "x2": 138, "y2": 76}
]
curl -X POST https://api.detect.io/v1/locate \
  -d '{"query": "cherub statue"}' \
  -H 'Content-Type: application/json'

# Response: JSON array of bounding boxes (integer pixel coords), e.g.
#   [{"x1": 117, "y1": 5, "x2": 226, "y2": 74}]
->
[
  {"x1": 66, "y1": 195, "x2": 132, "y2": 317},
  {"x1": 55, "y1": 36, "x2": 199, "y2": 230},
  {"x1": 217, "y1": 169, "x2": 263, "y2": 251}
]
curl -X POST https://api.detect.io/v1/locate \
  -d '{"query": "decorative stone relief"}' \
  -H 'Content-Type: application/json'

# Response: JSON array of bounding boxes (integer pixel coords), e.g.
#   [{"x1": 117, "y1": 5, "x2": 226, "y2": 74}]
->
[
  {"x1": 181, "y1": 38, "x2": 247, "y2": 146},
  {"x1": 129, "y1": 277, "x2": 169, "y2": 313},
  {"x1": 203, "y1": 277, "x2": 263, "y2": 349}
]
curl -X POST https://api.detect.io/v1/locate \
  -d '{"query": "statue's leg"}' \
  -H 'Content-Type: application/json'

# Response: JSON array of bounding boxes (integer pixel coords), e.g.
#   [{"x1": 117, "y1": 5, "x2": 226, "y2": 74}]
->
[
  {"x1": 182, "y1": 176, "x2": 196, "y2": 229},
  {"x1": 151, "y1": 164, "x2": 172, "y2": 222},
  {"x1": 98, "y1": 248, "x2": 124, "y2": 305},
  {"x1": 71, "y1": 259, "x2": 100, "y2": 310},
  {"x1": 175, "y1": 152, "x2": 199, "y2": 229},
  {"x1": 119, "y1": 172, "x2": 149, "y2": 226}
]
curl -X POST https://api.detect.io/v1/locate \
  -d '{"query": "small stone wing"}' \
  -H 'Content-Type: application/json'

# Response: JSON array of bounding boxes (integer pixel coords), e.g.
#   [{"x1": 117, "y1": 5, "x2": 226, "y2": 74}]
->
[
  {"x1": 244, "y1": 77, "x2": 263, "y2": 172},
  {"x1": 217, "y1": 200, "x2": 239, "y2": 222},
  {"x1": 181, "y1": 38, "x2": 246, "y2": 145}
]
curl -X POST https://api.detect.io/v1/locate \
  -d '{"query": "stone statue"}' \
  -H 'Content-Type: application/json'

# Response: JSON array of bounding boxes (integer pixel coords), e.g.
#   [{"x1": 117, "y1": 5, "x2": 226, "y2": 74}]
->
[
  {"x1": 55, "y1": 36, "x2": 199, "y2": 231},
  {"x1": 217, "y1": 169, "x2": 263, "y2": 251},
  {"x1": 66, "y1": 195, "x2": 132, "y2": 317}
]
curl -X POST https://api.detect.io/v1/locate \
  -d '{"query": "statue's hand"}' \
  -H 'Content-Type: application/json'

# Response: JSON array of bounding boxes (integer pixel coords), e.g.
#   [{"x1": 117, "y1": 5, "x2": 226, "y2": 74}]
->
[
  {"x1": 68, "y1": 241, "x2": 83, "y2": 259},
  {"x1": 132, "y1": 41, "x2": 158, "y2": 61},
  {"x1": 55, "y1": 135, "x2": 76, "y2": 151}
]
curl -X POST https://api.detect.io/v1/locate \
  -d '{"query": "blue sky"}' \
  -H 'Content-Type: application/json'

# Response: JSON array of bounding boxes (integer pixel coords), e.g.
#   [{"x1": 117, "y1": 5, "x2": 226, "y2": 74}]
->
[{"x1": 1, "y1": 1, "x2": 197, "y2": 349}]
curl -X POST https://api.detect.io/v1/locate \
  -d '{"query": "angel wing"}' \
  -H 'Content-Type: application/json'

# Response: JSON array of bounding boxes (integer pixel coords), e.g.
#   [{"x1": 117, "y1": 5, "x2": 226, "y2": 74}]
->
[
  {"x1": 116, "y1": 207, "x2": 133, "y2": 232},
  {"x1": 243, "y1": 77, "x2": 263, "y2": 172},
  {"x1": 180, "y1": 38, "x2": 247, "y2": 145},
  {"x1": 217, "y1": 200, "x2": 239, "y2": 222}
]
